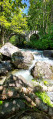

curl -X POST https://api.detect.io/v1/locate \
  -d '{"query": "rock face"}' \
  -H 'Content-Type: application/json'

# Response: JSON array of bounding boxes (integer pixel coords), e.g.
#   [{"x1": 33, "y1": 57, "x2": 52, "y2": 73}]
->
[
  {"x1": 3, "y1": 74, "x2": 28, "y2": 89},
  {"x1": 21, "y1": 112, "x2": 50, "y2": 119},
  {"x1": 0, "y1": 42, "x2": 20, "y2": 57},
  {"x1": 0, "y1": 74, "x2": 53, "y2": 119},
  {"x1": 0, "y1": 99, "x2": 25, "y2": 119},
  {"x1": 31, "y1": 61, "x2": 53, "y2": 80},
  {"x1": 43, "y1": 50, "x2": 53, "y2": 58},
  {"x1": 0, "y1": 61, "x2": 13, "y2": 75},
  {"x1": 11, "y1": 51, "x2": 34, "y2": 69}
]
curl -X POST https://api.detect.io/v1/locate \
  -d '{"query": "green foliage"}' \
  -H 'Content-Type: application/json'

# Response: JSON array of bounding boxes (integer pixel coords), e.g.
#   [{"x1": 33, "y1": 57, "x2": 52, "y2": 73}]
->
[
  {"x1": 10, "y1": 35, "x2": 25, "y2": 47},
  {"x1": 24, "y1": 33, "x2": 53, "y2": 49},
  {"x1": 0, "y1": 100, "x2": 3, "y2": 105},
  {"x1": 0, "y1": 0, "x2": 28, "y2": 45},
  {"x1": 28, "y1": 0, "x2": 53, "y2": 35},
  {"x1": 43, "y1": 81, "x2": 49, "y2": 86},
  {"x1": 9, "y1": 36, "x2": 16, "y2": 45},
  {"x1": 35, "y1": 91, "x2": 53, "y2": 107}
]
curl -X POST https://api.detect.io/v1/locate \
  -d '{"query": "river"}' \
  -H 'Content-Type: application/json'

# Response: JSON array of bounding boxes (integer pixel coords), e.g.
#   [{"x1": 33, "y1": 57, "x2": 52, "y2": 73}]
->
[{"x1": 12, "y1": 49, "x2": 53, "y2": 104}]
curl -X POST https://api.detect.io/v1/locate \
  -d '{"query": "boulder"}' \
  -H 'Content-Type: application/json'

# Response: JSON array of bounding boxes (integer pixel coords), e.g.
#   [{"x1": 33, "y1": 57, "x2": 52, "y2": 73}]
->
[
  {"x1": 0, "y1": 42, "x2": 20, "y2": 57},
  {"x1": 0, "y1": 99, "x2": 25, "y2": 119},
  {"x1": 0, "y1": 61, "x2": 13, "y2": 75},
  {"x1": 21, "y1": 112, "x2": 50, "y2": 119},
  {"x1": 31, "y1": 61, "x2": 53, "y2": 80},
  {"x1": 4, "y1": 74, "x2": 28, "y2": 88},
  {"x1": 43, "y1": 50, "x2": 53, "y2": 58},
  {"x1": 11, "y1": 51, "x2": 34, "y2": 69}
]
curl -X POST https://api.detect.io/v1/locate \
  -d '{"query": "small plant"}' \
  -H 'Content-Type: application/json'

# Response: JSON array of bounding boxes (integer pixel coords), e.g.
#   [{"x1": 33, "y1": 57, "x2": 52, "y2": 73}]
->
[
  {"x1": 35, "y1": 91, "x2": 53, "y2": 107},
  {"x1": 43, "y1": 80, "x2": 49, "y2": 85}
]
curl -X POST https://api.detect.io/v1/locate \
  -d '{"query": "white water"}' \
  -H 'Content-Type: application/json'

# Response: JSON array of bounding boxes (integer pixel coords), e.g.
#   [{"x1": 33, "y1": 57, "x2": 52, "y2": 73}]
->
[{"x1": 13, "y1": 49, "x2": 53, "y2": 82}]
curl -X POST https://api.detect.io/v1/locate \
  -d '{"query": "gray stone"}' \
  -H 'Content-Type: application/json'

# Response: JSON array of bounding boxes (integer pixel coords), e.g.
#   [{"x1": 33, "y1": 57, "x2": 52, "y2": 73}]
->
[
  {"x1": 0, "y1": 99, "x2": 25, "y2": 118},
  {"x1": 0, "y1": 42, "x2": 20, "y2": 57},
  {"x1": 11, "y1": 51, "x2": 34, "y2": 69},
  {"x1": 0, "y1": 61, "x2": 13, "y2": 75},
  {"x1": 31, "y1": 61, "x2": 53, "y2": 80},
  {"x1": 43, "y1": 50, "x2": 53, "y2": 58},
  {"x1": 48, "y1": 107, "x2": 53, "y2": 116}
]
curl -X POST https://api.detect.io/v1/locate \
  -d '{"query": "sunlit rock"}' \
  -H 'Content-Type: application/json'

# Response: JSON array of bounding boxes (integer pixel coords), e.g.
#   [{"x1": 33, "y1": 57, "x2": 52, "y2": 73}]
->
[
  {"x1": 0, "y1": 42, "x2": 20, "y2": 57},
  {"x1": 31, "y1": 61, "x2": 53, "y2": 80}
]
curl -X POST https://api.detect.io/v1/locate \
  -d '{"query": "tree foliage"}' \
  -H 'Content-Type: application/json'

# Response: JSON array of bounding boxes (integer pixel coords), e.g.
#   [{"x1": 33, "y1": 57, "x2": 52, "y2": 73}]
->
[
  {"x1": 0, "y1": 0, "x2": 28, "y2": 45},
  {"x1": 28, "y1": 0, "x2": 53, "y2": 34}
]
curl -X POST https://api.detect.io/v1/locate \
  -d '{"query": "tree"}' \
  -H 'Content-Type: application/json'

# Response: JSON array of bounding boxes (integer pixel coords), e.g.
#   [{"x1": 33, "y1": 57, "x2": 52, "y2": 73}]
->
[
  {"x1": 28, "y1": 0, "x2": 53, "y2": 35},
  {"x1": 0, "y1": 0, "x2": 28, "y2": 45}
]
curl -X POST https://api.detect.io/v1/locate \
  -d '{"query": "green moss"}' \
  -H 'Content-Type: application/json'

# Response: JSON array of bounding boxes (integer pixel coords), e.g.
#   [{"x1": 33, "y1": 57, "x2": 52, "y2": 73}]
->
[{"x1": 35, "y1": 91, "x2": 53, "y2": 107}]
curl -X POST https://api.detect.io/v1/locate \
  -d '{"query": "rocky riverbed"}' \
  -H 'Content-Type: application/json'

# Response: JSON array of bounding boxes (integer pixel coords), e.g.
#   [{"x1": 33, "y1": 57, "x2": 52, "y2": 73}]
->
[{"x1": 0, "y1": 43, "x2": 53, "y2": 119}]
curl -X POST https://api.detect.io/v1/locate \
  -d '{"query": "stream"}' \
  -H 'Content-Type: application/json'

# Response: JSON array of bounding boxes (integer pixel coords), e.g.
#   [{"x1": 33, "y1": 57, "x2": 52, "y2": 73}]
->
[{"x1": 12, "y1": 49, "x2": 53, "y2": 104}]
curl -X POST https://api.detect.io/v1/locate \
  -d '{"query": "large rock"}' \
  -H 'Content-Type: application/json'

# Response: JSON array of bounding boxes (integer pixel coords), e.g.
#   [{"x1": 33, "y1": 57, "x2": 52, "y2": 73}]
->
[
  {"x1": 21, "y1": 112, "x2": 50, "y2": 119},
  {"x1": 0, "y1": 42, "x2": 20, "y2": 57},
  {"x1": 43, "y1": 50, "x2": 53, "y2": 58},
  {"x1": 4, "y1": 74, "x2": 28, "y2": 88},
  {"x1": 31, "y1": 61, "x2": 53, "y2": 80},
  {"x1": 0, "y1": 61, "x2": 13, "y2": 75},
  {"x1": 0, "y1": 99, "x2": 25, "y2": 119},
  {"x1": 11, "y1": 51, "x2": 34, "y2": 69}
]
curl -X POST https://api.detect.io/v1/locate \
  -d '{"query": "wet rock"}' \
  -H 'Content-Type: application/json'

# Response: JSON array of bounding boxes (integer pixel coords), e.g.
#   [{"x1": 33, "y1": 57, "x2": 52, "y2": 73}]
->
[
  {"x1": 43, "y1": 50, "x2": 53, "y2": 58},
  {"x1": 31, "y1": 61, "x2": 53, "y2": 80},
  {"x1": 0, "y1": 42, "x2": 20, "y2": 57},
  {"x1": 11, "y1": 51, "x2": 34, "y2": 69}
]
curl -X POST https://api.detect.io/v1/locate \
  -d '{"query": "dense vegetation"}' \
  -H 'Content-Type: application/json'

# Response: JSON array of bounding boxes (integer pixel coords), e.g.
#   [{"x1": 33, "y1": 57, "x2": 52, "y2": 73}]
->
[{"x1": 0, "y1": 0, "x2": 53, "y2": 49}]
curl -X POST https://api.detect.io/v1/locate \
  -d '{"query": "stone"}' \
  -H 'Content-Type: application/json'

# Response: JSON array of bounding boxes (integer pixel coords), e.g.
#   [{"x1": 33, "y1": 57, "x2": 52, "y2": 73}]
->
[
  {"x1": 43, "y1": 50, "x2": 53, "y2": 58},
  {"x1": 31, "y1": 61, "x2": 53, "y2": 80},
  {"x1": 48, "y1": 107, "x2": 53, "y2": 116},
  {"x1": 0, "y1": 42, "x2": 20, "y2": 57},
  {"x1": 4, "y1": 74, "x2": 28, "y2": 88},
  {"x1": 0, "y1": 61, "x2": 13, "y2": 75},
  {"x1": 11, "y1": 51, "x2": 34, "y2": 69},
  {"x1": 0, "y1": 99, "x2": 25, "y2": 118},
  {"x1": 21, "y1": 112, "x2": 50, "y2": 119}
]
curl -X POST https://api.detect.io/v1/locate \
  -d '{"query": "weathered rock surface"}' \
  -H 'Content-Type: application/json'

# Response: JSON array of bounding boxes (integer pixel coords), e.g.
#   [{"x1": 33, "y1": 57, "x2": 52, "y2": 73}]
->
[
  {"x1": 0, "y1": 61, "x2": 13, "y2": 75},
  {"x1": 31, "y1": 61, "x2": 53, "y2": 80},
  {"x1": 0, "y1": 74, "x2": 53, "y2": 119},
  {"x1": 43, "y1": 50, "x2": 53, "y2": 58},
  {"x1": 21, "y1": 112, "x2": 50, "y2": 119},
  {"x1": 0, "y1": 42, "x2": 20, "y2": 57},
  {"x1": 0, "y1": 99, "x2": 25, "y2": 119},
  {"x1": 11, "y1": 51, "x2": 34, "y2": 69}
]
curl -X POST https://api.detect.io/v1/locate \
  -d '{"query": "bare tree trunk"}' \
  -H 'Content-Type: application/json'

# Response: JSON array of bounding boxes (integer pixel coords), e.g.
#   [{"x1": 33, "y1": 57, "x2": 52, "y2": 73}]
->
[{"x1": 1, "y1": 27, "x2": 5, "y2": 45}]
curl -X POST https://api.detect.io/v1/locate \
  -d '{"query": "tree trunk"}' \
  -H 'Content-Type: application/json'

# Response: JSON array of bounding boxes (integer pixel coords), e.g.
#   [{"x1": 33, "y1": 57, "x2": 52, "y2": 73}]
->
[{"x1": 1, "y1": 27, "x2": 5, "y2": 45}]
